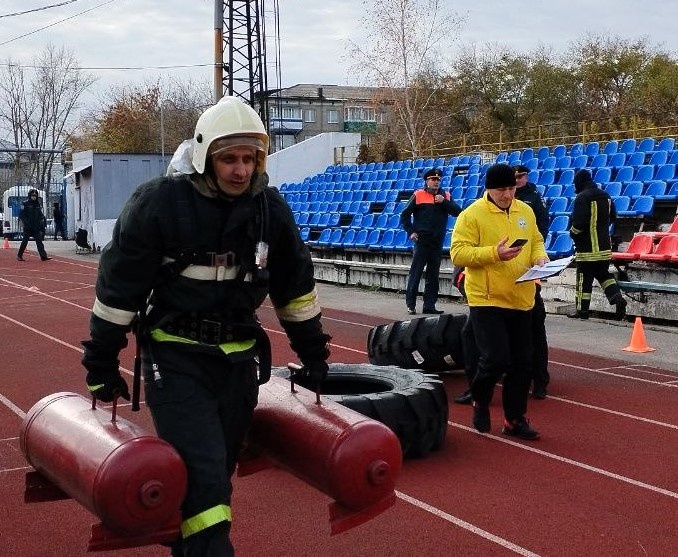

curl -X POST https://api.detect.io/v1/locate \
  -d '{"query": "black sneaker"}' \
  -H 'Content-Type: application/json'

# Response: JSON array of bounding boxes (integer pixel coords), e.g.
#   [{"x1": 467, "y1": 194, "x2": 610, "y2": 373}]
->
[
  {"x1": 407, "y1": 306, "x2": 416, "y2": 315},
  {"x1": 614, "y1": 297, "x2": 627, "y2": 320},
  {"x1": 472, "y1": 402, "x2": 491, "y2": 433},
  {"x1": 532, "y1": 385, "x2": 548, "y2": 399},
  {"x1": 422, "y1": 308, "x2": 444, "y2": 314},
  {"x1": 453, "y1": 389, "x2": 472, "y2": 405},
  {"x1": 567, "y1": 310, "x2": 589, "y2": 320},
  {"x1": 502, "y1": 417, "x2": 540, "y2": 440}
]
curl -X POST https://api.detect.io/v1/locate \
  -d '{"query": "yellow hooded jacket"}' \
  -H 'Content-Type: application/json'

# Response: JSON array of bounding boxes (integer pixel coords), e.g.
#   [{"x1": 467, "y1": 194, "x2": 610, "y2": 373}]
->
[{"x1": 450, "y1": 193, "x2": 547, "y2": 311}]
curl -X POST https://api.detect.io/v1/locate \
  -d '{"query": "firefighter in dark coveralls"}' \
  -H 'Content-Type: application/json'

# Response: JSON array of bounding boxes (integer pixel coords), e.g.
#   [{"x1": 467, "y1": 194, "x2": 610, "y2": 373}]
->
[
  {"x1": 81, "y1": 96, "x2": 331, "y2": 556},
  {"x1": 568, "y1": 169, "x2": 627, "y2": 320}
]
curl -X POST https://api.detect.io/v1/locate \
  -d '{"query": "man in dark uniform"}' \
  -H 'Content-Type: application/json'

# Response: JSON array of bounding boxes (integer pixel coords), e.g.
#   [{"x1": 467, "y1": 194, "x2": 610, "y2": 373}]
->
[
  {"x1": 81, "y1": 96, "x2": 331, "y2": 556},
  {"x1": 17, "y1": 189, "x2": 50, "y2": 261},
  {"x1": 400, "y1": 168, "x2": 462, "y2": 315},
  {"x1": 514, "y1": 165, "x2": 550, "y2": 399},
  {"x1": 569, "y1": 169, "x2": 626, "y2": 320}
]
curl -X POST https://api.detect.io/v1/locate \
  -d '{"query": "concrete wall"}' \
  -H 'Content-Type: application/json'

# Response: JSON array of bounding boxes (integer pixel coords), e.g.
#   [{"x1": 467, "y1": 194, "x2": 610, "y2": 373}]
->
[{"x1": 266, "y1": 132, "x2": 361, "y2": 188}]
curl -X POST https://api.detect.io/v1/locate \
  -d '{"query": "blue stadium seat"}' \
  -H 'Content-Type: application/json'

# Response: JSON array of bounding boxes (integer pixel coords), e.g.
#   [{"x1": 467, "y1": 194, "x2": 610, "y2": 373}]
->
[
  {"x1": 374, "y1": 213, "x2": 390, "y2": 230},
  {"x1": 558, "y1": 169, "x2": 575, "y2": 185},
  {"x1": 447, "y1": 215, "x2": 457, "y2": 229},
  {"x1": 464, "y1": 186, "x2": 481, "y2": 199},
  {"x1": 351, "y1": 228, "x2": 369, "y2": 249},
  {"x1": 387, "y1": 214, "x2": 401, "y2": 229},
  {"x1": 340, "y1": 228, "x2": 357, "y2": 248},
  {"x1": 315, "y1": 227, "x2": 333, "y2": 246},
  {"x1": 589, "y1": 154, "x2": 608, "y2": 168},
  {"x1": 555, "y1": 156, "x2": 571, "y2": 170},
  {"x1": 626, "y1": 151, "x2": 645, "y2": 167},
  {"x1": 603, "y1": 182, "x2": 622, "y2": 197},
  {"x1": 649, "y1": 150, "x2": 668, "y2": 166},
  {"x1": 544, "y1": 184, "x2": 562, "y2": 199},
  {"x1": 569, "y1": 143, "x2": 584, "y2": 158},
  {"x1": 593, "y1": 167, "x2": 612, "y2": 183},
  {"x1": 348, "y1": 213, "x2": 363, "y2": 229},
  {"x1": 656, "y1": 137, "x2": 675, "y2": 152},
  {"x1": 466, "y1": 174, "x2": 480, "y2": 188},
  {"x1": 585, "y1": 141, "x2": 600, "y2": 158},
  {"x1": 542, "y1": 156, "x2": 557, "y2": 170},
  {"x1": 393, "y1": 229, "x2": 413, "y2": 252},
  {"x1": 571, "y1": 155, "x2": 588, "y2": 169},
  {"x1": 621, "y1": 181, "x2": 643, "y2": 199},
  {"x1": 603, "y1": 140, "x2": 619, "y2": 155},
  {"x1": 536, "y1": 146, "x2": 550, "y2": 161},
  {"x1": 607, "y1": 152, "x2": 626, "y2": 169},
  {"x1": 637, "y1": 137, "x2": 655, "y2": 153},
  {"x1": 440, "y1": 230, "x2": 451, "y2": 252},
  {"x1": 613, "y1": 166, "x2": 634, "y2": 184},
  {"x1": 552, "y1": 145, "x2": 567, "y2": 159},
  {"x1": 299, "y1": 227, "x2": 310, "y2": 242},
  {"x1": 562, "y1": 184, "x2": 576, "y2": 198},
  {"x1": 612, "y1": 196, "x2": 631, "y2": 213},
  {"x1": 525, "y1": 158, "x2": 539, "y2": 171},
  {"x1": 620, "y1": 138, "x2": 637, "y2": 154},
  {"x1": 547, "y1": 234, "x2": 574, "y2": 258},
  {"x1": 634, "y1": 165, "x2": 654, "y2": 183},
  {"x1": 521, "y1": 148, "x2": 534, "y2": 163},
  {"x1": 644, "y1": 181, "x2": 666, "y2": 197},
  {"x1": 617, "y1": 196, "x2": 654, "y2": 217},
  {"x1": 654, "y1": 181, "x2": 678, "y2": 202},
  {"x1": 548, "y1": 215, "x2": 569, "y2": 234},
  {"x1": 548, "y1": 196, "x2": 569, "y2": 216},
  {"x1": 538, "y1": 170, "x2": 556, "y2": 186}
]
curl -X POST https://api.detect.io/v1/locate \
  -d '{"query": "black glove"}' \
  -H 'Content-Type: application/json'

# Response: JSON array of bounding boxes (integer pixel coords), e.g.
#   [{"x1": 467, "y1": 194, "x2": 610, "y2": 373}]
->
[
  {"x1": 86, "y1": 369, "x2": 130, "y2": 402},
  {"x1": 298, "y1": 360, "x2": 329, "y2": 383},
  {"x1": 82, "y1": 338, "x2": 130, "y2": 402}
]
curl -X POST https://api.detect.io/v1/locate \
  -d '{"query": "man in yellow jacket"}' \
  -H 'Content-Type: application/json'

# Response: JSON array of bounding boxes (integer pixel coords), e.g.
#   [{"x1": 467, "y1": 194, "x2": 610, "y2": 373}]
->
[{"x1": 451, "y1": 163, "x2": 548, "y2": 440}]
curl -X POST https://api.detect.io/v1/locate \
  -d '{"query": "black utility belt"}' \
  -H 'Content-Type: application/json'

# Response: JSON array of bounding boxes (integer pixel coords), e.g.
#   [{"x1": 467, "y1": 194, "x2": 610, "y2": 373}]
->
[
  {"x1": 181, "y1": 251, "x2": 241, "y2": 267},
  {"x1": 163, "y1": 315, "x2": 258, "y2": 346}
]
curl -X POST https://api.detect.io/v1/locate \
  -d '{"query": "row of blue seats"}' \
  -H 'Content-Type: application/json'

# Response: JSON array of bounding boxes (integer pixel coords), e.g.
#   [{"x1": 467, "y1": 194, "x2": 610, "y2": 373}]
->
[
  {"x1": 507, "y1": 149, "x2": 677, "y2": 173},
  {"x1": 497, "y1": 137, "x2": 676, "y2": 166},
  {"x1": 327, "y1": 154, "x2": 484, "y2": 175}
]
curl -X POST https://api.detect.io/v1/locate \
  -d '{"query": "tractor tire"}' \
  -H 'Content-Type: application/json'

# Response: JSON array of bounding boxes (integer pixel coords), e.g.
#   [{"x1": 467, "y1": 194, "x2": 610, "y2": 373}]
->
[
  {"x1": 272, "y1": 363, "x2": 448, "y2": 459},
  {"x1": 367, "y1": 313, "x2": 467, "y2": 372}
]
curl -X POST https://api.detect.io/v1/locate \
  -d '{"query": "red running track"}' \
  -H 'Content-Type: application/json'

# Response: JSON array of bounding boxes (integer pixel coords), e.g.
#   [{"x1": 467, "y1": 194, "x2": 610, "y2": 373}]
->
[{"x1": 0, "y1": 250, "x2": 677, "y2": 556}]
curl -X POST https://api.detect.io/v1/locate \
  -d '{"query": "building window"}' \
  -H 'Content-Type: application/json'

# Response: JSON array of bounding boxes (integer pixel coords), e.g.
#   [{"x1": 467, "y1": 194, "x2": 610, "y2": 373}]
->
[
  {"x1": 327, "y1": 109, "x2": 339, "y2": 124},
  {"x1": 304, "y1": 109, "x2": 316, "y2": 123},
  {"x1": 344, "y1": 106, "x2": 376, "y2": 122},
  {"x1": 270, "y1": 106, "x2": 302, "y2": 120}
]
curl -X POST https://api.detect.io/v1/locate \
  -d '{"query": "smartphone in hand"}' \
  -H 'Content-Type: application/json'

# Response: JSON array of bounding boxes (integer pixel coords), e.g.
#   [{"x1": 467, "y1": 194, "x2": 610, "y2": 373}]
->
[{"x1": 509, "y1": 238, "x2": 528, "y2": 248}]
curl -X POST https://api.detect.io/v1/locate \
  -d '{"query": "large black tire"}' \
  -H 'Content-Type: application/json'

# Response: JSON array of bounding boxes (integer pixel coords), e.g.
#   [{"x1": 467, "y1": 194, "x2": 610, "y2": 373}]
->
[
  {"x1": 367, "y1": 313, "x2": 467, "y2": 372},
  {"x1": 272, "y1": 363, "x2": 448, "y2": 459}
]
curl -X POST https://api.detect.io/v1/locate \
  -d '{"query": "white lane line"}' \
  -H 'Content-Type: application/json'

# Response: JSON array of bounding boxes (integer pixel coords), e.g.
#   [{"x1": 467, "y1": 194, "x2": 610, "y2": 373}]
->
[
  {"x1": 396, "y1": 491, "x2": 541, "y2": 557},
  {"x1": 0, "y1": 393, "x2": 25, "y2": 419},
  {"x1": 450, "y1": 422, "x2": 678, "y2": 500},
  {"x1": 555, "y1": 360, "x2": 678, "y2": 388},
  {"x1": 545, "y1": 395, "x2": 678, "y2": 430},
  {"x1": 0, "y1": 466, "x2": 32, "y2": 474},
  {"x1": 0, "y1": 278, "x2": 92, "y2": 312}
]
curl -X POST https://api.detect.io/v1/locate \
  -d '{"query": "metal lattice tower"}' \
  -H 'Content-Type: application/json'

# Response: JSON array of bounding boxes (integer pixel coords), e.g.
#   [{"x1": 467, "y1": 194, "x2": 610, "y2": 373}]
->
[{"x1": 215, "y1": 0, "x2": 272, "y2": 133}]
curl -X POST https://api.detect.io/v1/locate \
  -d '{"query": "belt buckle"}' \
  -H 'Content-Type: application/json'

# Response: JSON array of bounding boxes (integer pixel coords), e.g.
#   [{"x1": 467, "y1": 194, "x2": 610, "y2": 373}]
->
[
  {"x1": 200, "y1": 319, "x2": 222, "y2": 345},
  {"x1": 213, "y1": 251, "x2": 235, "y2": 267}
]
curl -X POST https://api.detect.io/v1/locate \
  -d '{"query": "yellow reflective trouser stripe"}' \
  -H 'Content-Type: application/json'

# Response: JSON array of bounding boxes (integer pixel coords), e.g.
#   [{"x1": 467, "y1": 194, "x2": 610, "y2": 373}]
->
[
  {"x1": 150, "y1": 329, "x2": 255, "y2": 355},
  {"x1": 181, "y1": 504, "x2": 232, "y2": 538}
]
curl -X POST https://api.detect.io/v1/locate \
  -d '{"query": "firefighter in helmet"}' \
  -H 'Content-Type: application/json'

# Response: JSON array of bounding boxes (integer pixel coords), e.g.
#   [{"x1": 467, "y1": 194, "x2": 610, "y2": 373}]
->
[{"x1": 82, "y1": 96, "x2": 331, "y2": 556}]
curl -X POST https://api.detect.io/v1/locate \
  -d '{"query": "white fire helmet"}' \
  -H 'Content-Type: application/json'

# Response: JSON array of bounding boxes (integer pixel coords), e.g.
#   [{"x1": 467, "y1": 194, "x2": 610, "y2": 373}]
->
[{"x1": 192, "y1": 96, "x2": 269, "y2": 175}]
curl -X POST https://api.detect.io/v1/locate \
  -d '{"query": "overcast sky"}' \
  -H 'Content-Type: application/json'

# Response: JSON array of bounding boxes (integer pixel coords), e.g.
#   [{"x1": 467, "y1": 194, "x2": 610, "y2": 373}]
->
[{"x1": 2, "y1": 0, "x2": 678, "y2": 110}]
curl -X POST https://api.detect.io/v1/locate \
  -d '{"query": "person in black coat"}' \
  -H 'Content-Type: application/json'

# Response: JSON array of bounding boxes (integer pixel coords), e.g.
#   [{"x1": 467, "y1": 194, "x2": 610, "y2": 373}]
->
[
  {"x1": 568, "y1": 169, "x2": 626, "y2": 319},
  {"x1": 52, "y1": 202, "x2": 65, "y2": 240},
  {"x1": 17, "y1": 189, "x2": 51, "y2": 261}
]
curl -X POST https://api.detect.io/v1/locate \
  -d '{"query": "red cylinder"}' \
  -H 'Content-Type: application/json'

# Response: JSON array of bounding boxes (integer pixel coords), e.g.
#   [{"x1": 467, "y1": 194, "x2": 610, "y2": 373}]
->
[
  {"x1": 20, "y1": 392, "x2": 187, "y2": 535},
  {"x1": 247, "y1": 377, "x2": 402, "y2": 511}
]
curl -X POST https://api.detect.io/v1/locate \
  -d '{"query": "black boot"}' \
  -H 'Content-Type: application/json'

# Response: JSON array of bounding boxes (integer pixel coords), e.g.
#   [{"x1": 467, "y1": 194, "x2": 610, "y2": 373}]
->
[
  {"x1": 611, "y1": 294, "x2": 627, "y2": 320},
  {"x1": 568, "y1": 310, "x2": 589, "y2": 319}
]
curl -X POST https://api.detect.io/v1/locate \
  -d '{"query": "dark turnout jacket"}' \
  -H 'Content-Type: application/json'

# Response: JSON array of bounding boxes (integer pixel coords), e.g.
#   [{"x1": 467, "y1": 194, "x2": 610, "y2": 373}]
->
[{"x1": 569, "y1": 179, "x2": 616, "y2": 261}]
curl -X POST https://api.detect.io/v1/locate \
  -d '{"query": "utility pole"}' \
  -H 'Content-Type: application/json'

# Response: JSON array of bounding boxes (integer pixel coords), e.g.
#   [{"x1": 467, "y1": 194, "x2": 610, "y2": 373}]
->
[{"x1": 216, "y1": 1, "x2": 270, "y2": 134}]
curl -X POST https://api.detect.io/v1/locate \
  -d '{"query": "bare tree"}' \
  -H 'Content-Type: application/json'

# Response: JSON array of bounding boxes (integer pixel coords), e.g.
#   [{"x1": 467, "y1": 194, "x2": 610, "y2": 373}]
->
[
  {"x1": 347, "y1": 0, "x2": 462, "y2": 157},
  {"x1": 0, "y1": 44, "x2": 95, "y2": 189}
]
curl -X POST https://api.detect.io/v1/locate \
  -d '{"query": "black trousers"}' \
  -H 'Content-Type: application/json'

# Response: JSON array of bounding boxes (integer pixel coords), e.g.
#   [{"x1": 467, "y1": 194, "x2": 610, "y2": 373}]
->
[
  {"x1": 144, "y1": 343, "x2": 259, "y2": 557},
  {"x1": 17, "y1": 229, "x2": 48, "y2": 259},
  {"x1": 469, "y1": 306, "x2": 533, "y2": 421},
  {"x1": 462, "y1": 288, "x2": 548, "y2": 391},
  {"x1": 405, "y1": 235, "x2": 443, "y2": 310},
  {"x1": 574, "y1": 259, "x2": 622, "y2": 313}
]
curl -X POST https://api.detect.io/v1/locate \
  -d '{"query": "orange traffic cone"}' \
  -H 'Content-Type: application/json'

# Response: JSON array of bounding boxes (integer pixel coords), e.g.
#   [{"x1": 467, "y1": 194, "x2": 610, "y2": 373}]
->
[
  {"x1": 2, "y1": 236, "x2": 9, "y2": 249},
  {"x1": 622, "y1": 317, "x2": 655, "y2": 353}
]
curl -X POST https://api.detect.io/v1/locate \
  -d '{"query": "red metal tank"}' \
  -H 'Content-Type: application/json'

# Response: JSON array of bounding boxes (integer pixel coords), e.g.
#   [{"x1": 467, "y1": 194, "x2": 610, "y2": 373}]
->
[
  {"x1": 241, "y1": 376, "x2": 402, "y2": 534},
  {"x1": 20, "y1": 392, "x2": 187, "y2": 536}
]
